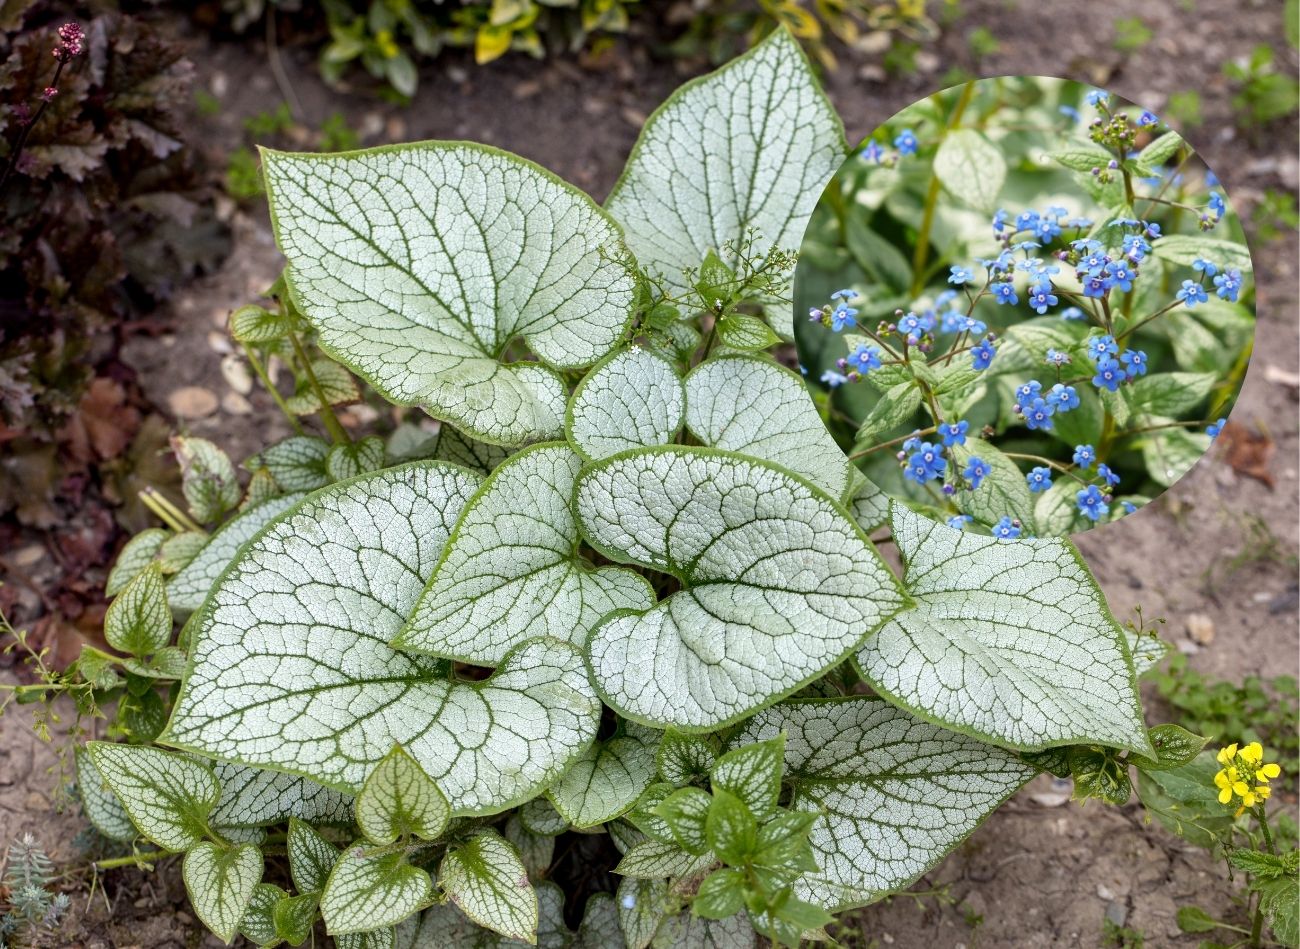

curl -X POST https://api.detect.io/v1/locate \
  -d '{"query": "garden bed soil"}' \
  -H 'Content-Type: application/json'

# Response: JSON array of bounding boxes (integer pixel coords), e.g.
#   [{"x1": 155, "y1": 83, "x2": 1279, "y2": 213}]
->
[{"x1": 1, "y1": 0, "x2": 1296, "y2": 945}]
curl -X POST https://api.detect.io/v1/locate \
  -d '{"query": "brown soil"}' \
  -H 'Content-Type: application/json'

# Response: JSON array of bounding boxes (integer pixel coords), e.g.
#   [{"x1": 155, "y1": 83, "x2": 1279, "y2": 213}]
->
[{"x1": 2, "y1": 0, "x2": 1296, "y2": 945}]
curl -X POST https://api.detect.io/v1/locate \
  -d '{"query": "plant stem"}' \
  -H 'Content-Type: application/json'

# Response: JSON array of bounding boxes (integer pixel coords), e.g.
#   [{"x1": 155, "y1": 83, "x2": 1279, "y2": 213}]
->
[
  {"x1": 1001, "y1": 451, "x2": 1090, "y2": 485},
  {"x1": 0, "y1": 60, "x2": 66, "y2": 197},
  {"x1": 93, "y1": 850, "x2": 178, "y2": 871},
  {"x1": 849, "y1": 425, "x2": 938, "y2": 460},
  {"x1": 241, "y1": 343, "x2": 306, "y2": 435},
  {"x1": 911, "y1": 82, "x2": 976, "y2": 298},
  {"x1": 139, "y1": 487, "x2": 204, "y2": 535},
  {"x1": 288, "y1": 330, "x2": 350, "y2": 445}
]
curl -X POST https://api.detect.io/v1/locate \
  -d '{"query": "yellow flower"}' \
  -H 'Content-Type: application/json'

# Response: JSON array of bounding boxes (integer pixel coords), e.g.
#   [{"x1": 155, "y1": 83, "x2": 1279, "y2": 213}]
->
[
  {"x1": 1260, "y1": 762, "x2": 1282, "y2": 780},
  {"x1": 1240, "y1": 742, "x2": 1263, "y2": 764},
  {"x1": 1212, "y1": 742, "x2": 1284, "y2": 812},
  {"x1": 1217, "y1": 743, "x2": 1238, "y2": 765}
]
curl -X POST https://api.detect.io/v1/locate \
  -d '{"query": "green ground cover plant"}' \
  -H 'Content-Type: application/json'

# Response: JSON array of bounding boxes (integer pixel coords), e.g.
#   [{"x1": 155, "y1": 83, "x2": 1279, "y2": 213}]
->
[{"x1": 0, "y1": 30, "x2": 1230, "y2": 949}]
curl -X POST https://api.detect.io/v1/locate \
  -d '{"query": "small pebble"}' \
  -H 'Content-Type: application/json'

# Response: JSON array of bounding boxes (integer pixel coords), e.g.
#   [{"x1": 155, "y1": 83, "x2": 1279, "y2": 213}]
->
[
  {"x1": 222, "y1": 392, "x2": 252, "y2": 416},
  {"x1": 221, "y1": 354, "x2": 253, "y2": 395},
  {"x1": 1185, "y1": 613, "x2": 1215, "y2": 645},
  {"x1": 167, "y1": 386, "x2": 219, "y2": 419}
]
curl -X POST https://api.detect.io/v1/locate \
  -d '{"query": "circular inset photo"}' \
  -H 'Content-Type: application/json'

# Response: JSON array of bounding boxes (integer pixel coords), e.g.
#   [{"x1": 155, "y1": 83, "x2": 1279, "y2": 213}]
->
[{"x1": 794, "y1": 76, "x2": 1255, "y2": 538}]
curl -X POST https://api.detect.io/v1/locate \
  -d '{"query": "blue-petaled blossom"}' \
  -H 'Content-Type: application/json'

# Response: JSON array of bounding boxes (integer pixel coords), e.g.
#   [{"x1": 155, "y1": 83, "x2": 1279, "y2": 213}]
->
[
  {"x1": 904, "y1": 442, "x2": 946, "y2": 483},
  {"x1": 1082, "y1": 274, "x2": 1110, "y2": 298},
  {"x1": 1207, "y1": 417, "x2": 1227, "y2": 438},
  {"x1": 902, "y1": 434, "x2": 922, "y2": 453},
  {"x1": 939, "y1": 419, "x2": 969, "y2": 447},
  {"x1": 1138, "y1": 110, "x2": 1159, "y2": 126},
  {"x1": 849, "y1": 343, "x2": 882, "y2": 373},
  {"x1": 1086, "y1": 335, "x2": 1119, "y2": 362},
  {"x1": 1207, "y1": 191, "x2": 1225, "y2": 220},
  {"x1": 1080, "y1": 250, "x2": 1109, "y2": 275},
  {"x1": 808, "y1": 307, "x2": 824, "y2": 323},
  {"x1": 1109, "y1": 217, "x2": 1141, "y2": 230},
  {"x1": 1034, "y1": 216, "x2": 1062, "y2": 241},
  {"x1": 1048, "y1": 383, "x2": 1080, "y2": 411},
  {"x1": 897, "y1": 312, "x2": 924, "y2": 337},
  {"x1": 1092, "y1": 358, "x2": 1123, "y2": 391},
  {"x1": 992, "y1": 208, "x2": 1008, "y2": 233},
  {"x1": 1105, "y1": 260, "x2": 1135, "y2": 292},
  {"x1": 831, "y1": 289, "x2": 857, "y2": 300},
  {"x1": 1028, "y1": 287, "x2": 1058, "y2": 314},
  {"x1": 894, "y1": 129, "x2": 918, "y2": 155},
  {"x1": 1085, "y1": 89, "x2": 1109, "y2": 107},
  {"x1": 1072, "y1": 238, "x2": 1102, "y2": 254},
  {"x1": 1059, "y1": 104, "x2": 1081, "y2": 123},
  {"x1": 1144, "y1": 221, "x2": 1162, "y2": 239},
  {"x1": 1073, "y1": 444, "x2": 1096, "y2": 469},
  {"x1": 1014, "y1": 380, "x2": 1043, "y2": 406},
  {"x1": 831, "y1": 305, "x2": 858, "y2": 330},
  {"x1": 1122, "y1": 234, "x2": 1151, "y2": 261},
  {"x1": 1192, "y1": 258, "x2": 1218, "y2": 278},
  {"x1": 1045, "y1": 348, "x2": 1071, "y2": 367},
  {"x1": 1076, "y1": 485, "x2": 1109, "y2": 521},
  {"x1": 1060, "y1": 306, "x2": 1087, "y2": 322},
  {"x1": 1013, "y1": 240, "x2": 1042, "y2": 254},
  {"x1": 1121, "y1": 501, "x2": 1137, "y2": 514},
  {"x1": 861, "y1": 140, "x2": 884, "y2": 163},
  {"x1": 1026, "y1": 467, "x2": 1053, "y2": 492},
  {"x1": 1120, "y1": 349, "x2": 1148, "y2": 378},
  {"x1": 1176, "y1": 279, "x2": 1208, "y2": 307},
  {"x1": 940, "y1": 310, "x2": 967, "y2": 334},
  {"x1": 1097, "y1": 463, "x2": 1121, "y2": 487},
  {"x1": 971, "y1": 339, "x2": 996, "y2": 371},
  {"x1": 993, "y1": 282, "x2": 1018, "y2": 306},
  {"x1": 821, "y1": 369, "x2": 848, "y2": 388},
  {"x1": 1015, "y1": 209, "x2": 1040, "y2": 231},
  {"x1": 949, "y1": 265, "x2": 973, "y2": 285},
  {"x1": 1022, "y1": 397, "x2": 1055, "y2": 430},
  {"x1": 963, "y1": 456, "x2": 990, "y2": 489},
  {"x1": 1214, "y1": 268, "x2": 1242, "y2": 302},
  {"x1": 947, "y1": 514, "x2": 973, "y2": 529},
  {"x1": 992, "y1": 516, "x2": 1022, "y2": 540}
]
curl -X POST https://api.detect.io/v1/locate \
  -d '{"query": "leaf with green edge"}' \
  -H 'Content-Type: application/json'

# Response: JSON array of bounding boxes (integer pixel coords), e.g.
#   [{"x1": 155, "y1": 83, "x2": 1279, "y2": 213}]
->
[
  {"x1": 1229, "y1": 849, "x2": 1297, "y2": 879},
  {"x1": 231, "y1": 305, "x2": 291, "y2": 344},
  {"x1": 1125, "y1": 371, "x2": 1217, "y2": 418},
  {"x1": 248, "y1": 436, "x2": 332, "y2": 492},
  {"x1": 716, "y1": 314, "x2": 782, "y2": 351},
  {"x1": 846, "y1": 468, "x2": 890, "y2": 534},
  {"x1": 948, "y1": 438, "x2": 1036, "y2": 527},
  {"x1": 273, "y1": 891, "x2": 319, "y2": 944},
  {"x1": 1139, "y1": 130, "x2": 1186, "y2": 167},
  {"x1": 1140, "y1": 421, "x2": 1210, "y2": 487},
  {"x1": 654, "y1": 786, "x2": 712, "y2": 855},
  {"x1": 183, "y1": 841, "x2": 264, "y2": 943},
  {"x1": 396, "y1": 444, "x2": 654, "y2": 664},
  {"x1": 504, "y1": 813, "x2": 555, "y2": 882},
  {"x1": 696, "y1": 250, "x2": 737, "y2": 302},
  {"x1": 617, "y1": 877, "x2": 667, "y2": 949},
  {"x1": 411, "y1": 880, "x2": 575, "y2": 949},
  {"x1": 239, "y1": 881, "x2": 286, "y2": 946},
  {"x1": 653, "y1": 912, "x2": 756, "y2": 948},
  {"x1": 1152, "y1": 234, "x2": 1253, "y2": 273},
  {"x1": 1132, "y1": 724, "x2": 1209, "y2": 772},
  {"x1": 604, "y1": 29, "x2": 845, "y2": 340},
  {"x1": 106, "y1": 528, "x2": 167, "y2": 596},
  {"x1": 614, "y1": 838, "x2": 713, "y2": 880},
  {"x1": 1068, "y1": 746, "x2": 1132, "y2": 804},
  {"x1": 710, "y1": 736, "x2": 783, "y2": 822},
  {"x1": 173, "y1": 436, "x2": 241, "y2": 524},
  {"x1": 685, "y1": 355, "x2": 854, "y2": 507},
  {"x1": 576, "y1": 446, "x2": 905, "y2": 731},
  {"x1": 1135, "y1": 753, "x2": 1235, "y2": 850},
  {"x1": 567, "y1": 348, "x2": 685, "y2": 462},
  {"x1": 105, "y1": 563, "x2": 171, "y2": 657},
  {"x1": 694, "y1": 868, "x2": 745, "y2": 919},
  {"x1": 123, "y1": 646, "x2": 187, "y2": 680},
  {"x1": 854, "y1": 382, "x2": 922, "y2": 449},
  {"x1": 75, "y1": 746, "x2": 138, "y2": 842},
  {"x1": 120, "y1": 687, "x2": 168, "y2": 741},
  {"x1": 705, "y1": 788, "x2": 757, "y2": 865},
  {"x1": 657, "y1": 731, "x2": 717, "y2": 786},
  {"x1": 934, "y1": 129, "x2": 1005, "y2": 211},
  {"x1": 86, "y1": 742, "x2": 219, "y2": 851},
  {"x1": 1048, "y1": 142, "x2": 1114, "y2": 173},
  {"x1": 432, "y1": 424, "x2": 515, "y2": 474},
  {"x1": 546, "y1": 722, "x2": 660, "y2": 828},
  {"x1": 356, "y1": 745, "x2": 451, "y2": 845},
  {"x1": 1098, "y1": 385, "x2": 1131, "y2": 428},
  {"x1": 1033, "y1": 478, "x2": 1082, "y2": 537},
  {"x1": 321, "y1": 846, "x2": 434, "y2": 935},
  {"x1": 440, "y1": 830, "x2": 537, "y2": 942},
  {"x1": 285, "y1": 360, "x2": 361, "y2": 416},
  {"x1": 857, "y1": 505, "x2": 1153, "y2": 755},
  {"x1": 287, "y1": 817, "x2": 339, "y2": 894},
  {"x1": 626, "y1": 783, "x2": 676, "y2": 843},
  {"x1": 162, "y1": 462, "x2": 602, "y2": 814},
  {"x1": 168, "y1": 493, "x2": 306, "y2": 615},
  {"x1": 518, "y1": 798, "x2": 569, "y2": 837},
  {"x1": 337, "y1": 926, "x2": 401, "y2": 949},
  {"x1": 735, "y1": 697, "x2": 1034, "y2": 910},
  {"x1": 242, "y1": 468, "x2": 280, "y2": 510},
  {"x1": 263, "y1": 142, "x2": 637, "y2": 446},
  {"x1": 327, "y1": 436, "x2": 386, "y2": 481}
]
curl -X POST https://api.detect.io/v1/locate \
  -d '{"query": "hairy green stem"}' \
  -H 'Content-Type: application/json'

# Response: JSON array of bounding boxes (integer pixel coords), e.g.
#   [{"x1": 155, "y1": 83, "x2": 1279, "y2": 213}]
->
[
  {"x1": 911, "y1": 82, "x2": 977, "y2": 298},
  {"x1": 241, "y1": 342, "x2": 306, "y2": 435},
  {"x1": 288, "y1": 330, "x2": 350, "y2": 445}
]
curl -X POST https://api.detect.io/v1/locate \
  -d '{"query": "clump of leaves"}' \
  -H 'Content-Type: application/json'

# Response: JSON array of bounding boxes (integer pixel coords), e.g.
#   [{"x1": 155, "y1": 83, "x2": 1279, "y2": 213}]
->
[
  {"x1": 3, "y1": 30, "x2": 1182, "y2": 947},
  {"x1": 0, "y1": 834, "x2": 69, "y2": 946},
  {"x1": 1223, "y1": 44, "x2": 1300, "y2": 130}
]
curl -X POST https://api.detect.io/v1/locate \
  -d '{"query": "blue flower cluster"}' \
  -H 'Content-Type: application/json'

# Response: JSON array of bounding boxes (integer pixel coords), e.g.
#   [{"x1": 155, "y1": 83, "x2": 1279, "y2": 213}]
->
[{"x1": 1011, "y1": 378, "x2": 1081, "y2": 431}]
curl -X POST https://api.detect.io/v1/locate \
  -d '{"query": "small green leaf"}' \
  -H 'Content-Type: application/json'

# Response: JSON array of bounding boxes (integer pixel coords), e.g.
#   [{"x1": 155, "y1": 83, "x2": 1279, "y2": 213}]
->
[
  {"x1": 1175, "y1": 905, "x2": 1219, "y2": 934},
  {"x1": 546, "y1": 723, "x2": 659, "y2": 828},
  {"x1": 230, "y1": 305, "x2": 291, "y2": 344},
  {"x1": 1125, "y1": 372, "x2": 1217, "y2": 417},
  {"x1": 86, "y1": 742, "x2": 219, "y2": 851},
  {"x1": 1068, "y1": 746, "x2": 1133, "y2": 805},
  {"x1": 753, "y1": 810, "x2": 819, "y2": 872},
  {"x1": 105, "y1": 563, "x2": 171, "y2": 657},
  {"x1": 657, "y1": 731, "x2": 717, "y2": 786},
  {"x1": 285, "y1": 360, "x2": 360, "y2": 416},
  {"x1": 439, "y1": 830, "x2": 538, "y2": 943},
  {"x1": 172, "y1": 436, "x2": 241, "y2": 524},
  {"x1": 183, "y1": 841, "x2": 264, "y2": 943},
  {"x1": 273, "y1": 892, "x2": 319, "y2": 945},
  {"x1": 321, "y1": 847, "x2": 433, "y2": 935},
  {"x1": 287, "y1": 817, "x2": 339, "y2": 895},
  {"x1": 705, "y1": 789, "x2": 757, "y2": 865},
  {"x1": 106, "y1": 528, "x2": 167, "y2": 596},
  {"x1": 1228, "y1": 848, "x2": 1295, "y2": 880},
  {"x1": 248, "y1": 436, "x2": 331, "y2": 492},
  {"x1": 1136, "y1": 753, "x2": 1236, "y2": 850},
  {"x1": 654, "y1": 787, "x2": 713, "y2": 855},
  {"x1": 1141, "y1": 421, "x2": 1210, "y2": 488},
  {"x1": 1048, "y1": 142, "x2": 1114, "y2": 173},
  {"x1": 855, "y1": 382, "x2": 922, "y2": 448},
  {"x1": 326, "y1": 436, "x2": 386, "y2": 481},
  {"x1": 710, "y1": 736, "x2": 784, "y2": 822},
  {"x1": 355, "y1": 745, "x2": 451, "y2": 846},
  {"x1": 694, "y1": 868, "x2": 746, "y2": 919},
  {"x1": 716, "y1": 313, "x2": 782, "y2": 351},
  {"x1": 1139, "y1": 130, "x2": 1186, "y2": 167},
  {"x1": 1131, "y1": 724, "x2": 1209, "y2": 772},
  {"x1": 696, "y1": 250, "x2": 736, "y2": 302},
  {"x1": 1152, "y1": 234, "x2": 1253, "y2": 273},
  {"x1": 238, "y1": 882, "x2": 285, "y2": 946},
  {"x1": 614, "y1": 838, "x2": 713, "y2": 880},
  {"x1": 119, "y1": 686, "x2": 168, "y2": 742},
  {"x1": 934, "y1": 128, "x2": 1006, "y2": 211},
  {"x1": 1254, "y1": 875, "x2": 1299, "y2": 946}
]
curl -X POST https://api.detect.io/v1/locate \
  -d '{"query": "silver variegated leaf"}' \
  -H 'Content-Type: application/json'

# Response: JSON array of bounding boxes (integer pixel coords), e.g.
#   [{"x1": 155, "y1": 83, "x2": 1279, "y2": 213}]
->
[{"x1": 566, "y1": 348, "x2": 686, "y2": 461}]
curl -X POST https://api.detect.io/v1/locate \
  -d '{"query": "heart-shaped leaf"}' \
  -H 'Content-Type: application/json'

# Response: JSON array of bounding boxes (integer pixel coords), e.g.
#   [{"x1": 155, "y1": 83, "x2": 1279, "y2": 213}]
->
[
  {"x1": 183, "y1": 841, "x2": 264, "y2": 943},
  {"x1": 547, "y1": 723, "x2": 660, "y2": 828},
  {"x1": 857, "y1": 504, "x2": 1153, "y2": 755},
  {"x1": 566, "y1": 347, "x2": 685, "y2": 461},
  {"x1": 75, "y1": 747, "x2": 138, "y2": 842},
  {"x1": 576, "y1": 446, "x2": 904, "y2": 731},
  {"x1": 605, "y1": 29, "x2": 845, "y2": 339},
  {"x1": 355, "y1": 745, "x2": 450, "y2": 845},
  {"x1": 105, "y1": 528, "x2": 168, "y2": 596},
  {"x1": 287, "y1": 817, "x2": 339, "y2": 895},
  {"x1": 105, "y1": 563, "x2": 171, "y2": 657},
  {"x1": 322, "y1": 846, "x2": 433, "y2": 935},
  {"x1": 168, "y1": 493, "x2": 306, "y2": 614},
  {"x1": 263, "y1": 143, "x2": 637, "y2": 446},
  {"x1": 86, "y1": 742, "x2": 219, "y2": 851},
  {"x1": 684, "y1": 355, "x2": 852, "y2": 500},
  {"x1": 396, "y1": 444, "x2": 654, "y2": 664},
  {"x1": 734, "y1": 698, "x2": 1035, "y2": 910},
  {"x1": 163, "y1": 463, "x2": 602, "y2": 814},
  {"x1": 439, "y1": 830, "x2": 537, "y2": 942}
]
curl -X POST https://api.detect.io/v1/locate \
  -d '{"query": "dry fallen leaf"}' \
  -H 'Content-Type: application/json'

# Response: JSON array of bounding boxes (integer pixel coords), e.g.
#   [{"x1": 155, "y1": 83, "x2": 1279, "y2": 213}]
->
[{"x1": 1217, "y1": 420, "x2": 1276, "y2": 488}]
